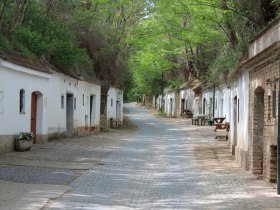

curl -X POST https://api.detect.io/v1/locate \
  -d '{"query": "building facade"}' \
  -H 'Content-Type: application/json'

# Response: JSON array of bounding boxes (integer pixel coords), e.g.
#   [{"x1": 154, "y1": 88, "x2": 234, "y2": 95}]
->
[
  {"x1": 107, "y1": 86, "x2": 123, "y2": 126},
  {"x1": 0, "y1": 51, "x2": 101, "y2": 153}
]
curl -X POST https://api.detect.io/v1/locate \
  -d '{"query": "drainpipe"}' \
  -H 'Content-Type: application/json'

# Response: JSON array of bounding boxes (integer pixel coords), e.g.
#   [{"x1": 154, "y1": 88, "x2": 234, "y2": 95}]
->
[{"x1": 277, "y1": 56, "x2": 280, "y2": 194}]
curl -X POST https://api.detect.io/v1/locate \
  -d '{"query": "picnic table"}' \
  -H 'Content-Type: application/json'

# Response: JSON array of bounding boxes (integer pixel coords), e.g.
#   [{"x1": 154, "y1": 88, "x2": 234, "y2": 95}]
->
[
  {"x1": 214, "y1": 122, "x2": 230, "y2": 140},
  {"x1": 213, "y1": 117, "x2": 226, "y2": 124}
]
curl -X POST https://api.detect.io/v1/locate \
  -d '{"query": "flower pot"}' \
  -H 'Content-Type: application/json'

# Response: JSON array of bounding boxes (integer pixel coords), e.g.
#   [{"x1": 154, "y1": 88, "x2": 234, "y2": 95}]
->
[{"x1": 15, "y1": 139, "x2": 32, "y2": 151}]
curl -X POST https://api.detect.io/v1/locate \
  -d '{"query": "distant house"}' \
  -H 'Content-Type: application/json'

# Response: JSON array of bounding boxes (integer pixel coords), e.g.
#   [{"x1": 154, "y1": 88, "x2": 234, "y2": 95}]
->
[
  {"x1": 107, "y1": 86, "x2": 123, "y2": 127},
  {"x1": 0, "y1": 50, "x2": 101, "y2": 153},
  {"x1": 179, "y1": 86, "x2": 195, "y2": 117},
  {"x1": 165, "y1": 89, "x2": 180, "y2": 117},
  {"x1": 201, "y1": 85, "x2": 214, "y2": 117},
  {"x1": 213, "y1": 84, "x2": 231, "y2": 123},
  {"x1": 192, "y1": 82, "x2": 204, "y2": 116}
]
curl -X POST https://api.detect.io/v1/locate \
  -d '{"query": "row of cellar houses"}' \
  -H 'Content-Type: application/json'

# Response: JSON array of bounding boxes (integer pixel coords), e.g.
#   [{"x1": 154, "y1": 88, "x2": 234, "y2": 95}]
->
[
  {"x1": 153, "y1": 16, "x2": 280, "y2": 183},
  {"x1": 0, "y1": 49, "x2": 123, "y2": 153}
]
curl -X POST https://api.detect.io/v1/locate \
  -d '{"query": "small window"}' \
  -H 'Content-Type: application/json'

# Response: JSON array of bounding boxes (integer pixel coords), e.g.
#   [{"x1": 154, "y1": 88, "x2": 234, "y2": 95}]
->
[
  {"x1": 61, "y1": 95, "x2": 64, "y2": 109},
  {"x1": 272, "y1": 90, "x2": 276, "y2": 118},
  {"x1": 83, "y1": 94, "x2": 84, "y2": 106},
  {"x1": 0, "y1": 91, "x2": 4, "y2": 113},
  {"x1": 19, "y1": 89, "x2": 25, "y2": 113},
  {"x1": 111, "y1": 98, "x2": 113, "y2": 107},
  {"x1": 87, "y1": 96, "x2": 89, "y2": 106},
  {"x1": 74, "y1": 97, "x2": 76, "y2": 110}
]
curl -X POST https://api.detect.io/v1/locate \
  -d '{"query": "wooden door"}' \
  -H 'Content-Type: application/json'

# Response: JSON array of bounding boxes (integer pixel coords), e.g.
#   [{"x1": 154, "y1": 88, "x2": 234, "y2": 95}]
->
[{"x1": 31, "y1": 92, "x2": 37, "y2": 144}]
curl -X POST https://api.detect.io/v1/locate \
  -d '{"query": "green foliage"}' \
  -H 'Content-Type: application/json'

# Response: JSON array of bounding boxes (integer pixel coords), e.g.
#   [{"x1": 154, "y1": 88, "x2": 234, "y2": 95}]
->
[
  {"x1": 0, "y1": 0, "x2": 279, "y2": 98},
  {"x1": 208, "y1": 46, "x2": 242, "y2": 83},
  {"x1": 0, "y1": 0, "x2": 93, "y2": 76},
  {"x1": 0, "y1": 34, "x2": 12, "y2": 50},
  {"x1": 12, "y1": 27, "x2": 46, "y2": 56}
]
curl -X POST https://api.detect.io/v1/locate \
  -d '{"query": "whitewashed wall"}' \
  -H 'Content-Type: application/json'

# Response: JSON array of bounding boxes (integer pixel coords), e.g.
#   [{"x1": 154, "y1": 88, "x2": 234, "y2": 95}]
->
[
  {"x1": 156, "y1": 95, "x2": 164, "y2": 111},
  {"x1": 230, "y1": 70, "x2": 250, "y2": 152},
  {"x1": 214, "y1": 85, "x2": 231, "y2": 122},
  {"x1": 193, "y1": 96, "x2": 201, "y2": 116},
  {"x1": 179, "y1": 88, "x2": 195, "y2": 113},
  {"x1": 165, "y1": 91, "x2": 175, "y2": 116},
  {"x1": 77, "y1": 80, "x2": 101, "y2": 128},
  {"x1": 0, "y1": 60, "x2": 51, "y2": 135},
  {"x1": 202, "y1": 88, "x2": 214, "y2": 117},
  {"x1": 47, "y1": 72, "x2": 78, "y2": 135},
  {"x1": 107, "y1": 87, "x2": 123, "y2": 122}
]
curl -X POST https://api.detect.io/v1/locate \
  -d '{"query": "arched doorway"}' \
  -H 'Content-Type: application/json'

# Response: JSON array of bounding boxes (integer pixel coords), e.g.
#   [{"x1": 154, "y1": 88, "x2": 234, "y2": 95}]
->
[
  {"x1": 30, "y1": 91, "x2": 43, "y2": 144},
  {"x1": 252, "y1": 86, "x2": 264, "y2": 176}
]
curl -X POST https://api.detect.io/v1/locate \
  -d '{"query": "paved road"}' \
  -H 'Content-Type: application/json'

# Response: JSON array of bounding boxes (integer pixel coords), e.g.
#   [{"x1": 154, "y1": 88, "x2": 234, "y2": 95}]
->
[{"x1": 46, "y1": 103, "x2": 280, "y2": 210}]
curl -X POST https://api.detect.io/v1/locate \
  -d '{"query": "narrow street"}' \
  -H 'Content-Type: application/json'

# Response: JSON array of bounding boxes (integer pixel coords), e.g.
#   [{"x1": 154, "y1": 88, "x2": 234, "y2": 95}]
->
[
  {"x1": 0, "y1": 103, "x2": 279, "y2": 209},
  {"x1": 45, "y1": 103, "x2": 279, "y2": 210}
]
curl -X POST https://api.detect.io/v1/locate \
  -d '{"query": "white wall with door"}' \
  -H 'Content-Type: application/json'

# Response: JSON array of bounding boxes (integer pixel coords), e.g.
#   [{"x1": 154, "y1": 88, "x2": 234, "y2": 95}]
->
[
  {"x1": 0, "y1": 60, "x2": 51, "y2": 151},
  {"x1": 107, "y1": 87, "x2": 123, "y2": 123},
  {"x1": 77, "y1": 80, "x2": 101, "y2": 130},
  {"x1": 230, "y1": 70, "x2": 249, "y2": 168},
  {"x1": 165, "y1": 91, "x2": 175, "y2": 117},
  {"x1": 202, "y1": 88, "x2": 214, "y2": 117},
  {"x1": 47, "y1": 72, "x2": 79, "y2": 136},
  {"x1": 179, "y1": 88, "x2": 195, "y2": 114}
]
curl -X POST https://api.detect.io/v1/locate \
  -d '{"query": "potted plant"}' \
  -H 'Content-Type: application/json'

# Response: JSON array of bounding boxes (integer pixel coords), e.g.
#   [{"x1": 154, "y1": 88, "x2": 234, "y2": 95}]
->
[{"x1": 15, "y1": 132, "x2": 34, "y2": 151}]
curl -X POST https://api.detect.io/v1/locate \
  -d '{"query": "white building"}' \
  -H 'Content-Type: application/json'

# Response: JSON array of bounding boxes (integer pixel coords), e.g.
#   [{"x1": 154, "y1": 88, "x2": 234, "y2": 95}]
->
[
  {"x1": 213, "y1": 84, "x2": 231, "y2": 123},
  {"x1": 165, "y1": 91, "x2": 174, "y2": 117},
  {"x1": 201, "y1": 87, "x2": 214, "y2": 117},
  {"x1": 179, "y1": 88, "x2": 195, "y2": 115},
  {"x1": 0, "y1": 51, "x2": 52, "y2": 152},
  {"x1": 229, "y1": 69, "x2": 250, "y2": 169},
  {"x1": 107, "y1": 86, "x2": 123, "y2": 126},
  {"x1": 48, "y1": 71, "x2": 101, "y2": 139},
  {"x1": 0, "y1": 50, "x2": 101, "y2": 153}
]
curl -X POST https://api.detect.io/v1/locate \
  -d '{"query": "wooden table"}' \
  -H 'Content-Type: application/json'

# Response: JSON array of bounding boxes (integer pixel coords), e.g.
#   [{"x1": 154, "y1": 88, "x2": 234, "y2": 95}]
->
[{"x1": 213, "y1": 117, "x2": 226, "y2": 124}]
